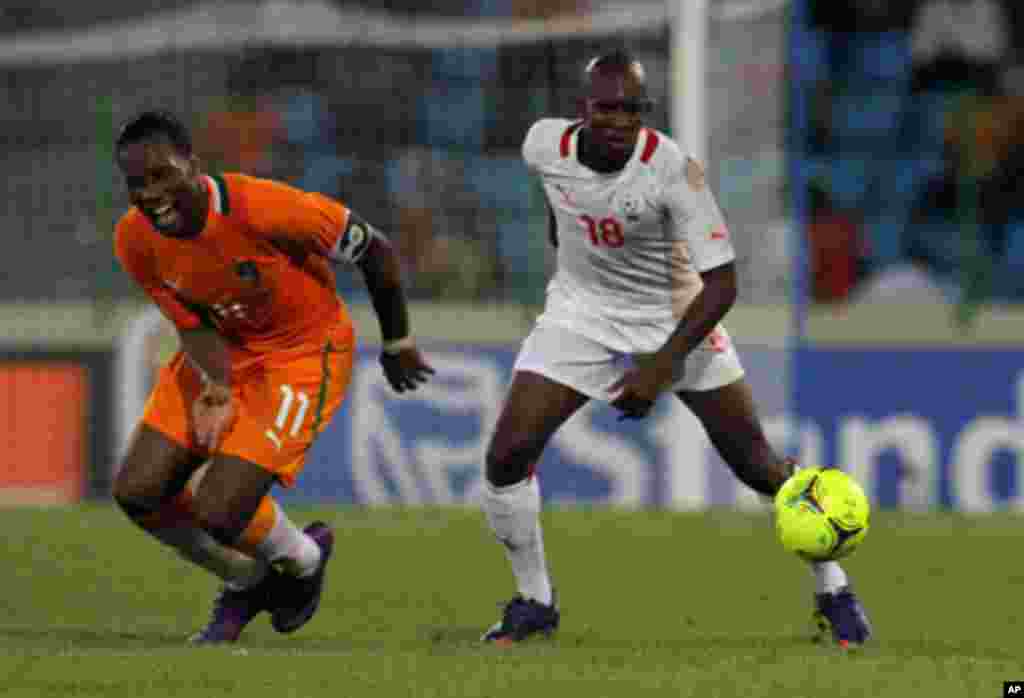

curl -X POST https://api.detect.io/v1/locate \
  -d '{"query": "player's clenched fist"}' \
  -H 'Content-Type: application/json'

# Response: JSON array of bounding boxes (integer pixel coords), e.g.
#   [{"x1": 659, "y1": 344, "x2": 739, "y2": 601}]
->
[
  {"x1": 610, "y1": 360, "x2": 674, "y2": 420},
  {"x1": 379, "y1": 345, "x2": 434, "y2": 393},
  {"x1": 192, "y1": 382, "x2": 236, "y2": 450}
]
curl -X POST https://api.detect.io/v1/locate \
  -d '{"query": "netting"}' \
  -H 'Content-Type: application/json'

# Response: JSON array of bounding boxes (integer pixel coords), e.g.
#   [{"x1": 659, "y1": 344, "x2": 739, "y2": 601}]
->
[{"x1": 0, "y1": 0, "x2": 788, "y2": 309}]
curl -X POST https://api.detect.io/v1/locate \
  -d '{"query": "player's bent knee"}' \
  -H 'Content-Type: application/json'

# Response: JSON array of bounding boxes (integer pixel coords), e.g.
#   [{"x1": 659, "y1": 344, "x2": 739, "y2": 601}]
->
[
  {"x1": 111, "y1": 470, "x2": 161, "y2": 519},
  {"x1": 485, "y1": 438, "x2": 540, "y2": 488}
]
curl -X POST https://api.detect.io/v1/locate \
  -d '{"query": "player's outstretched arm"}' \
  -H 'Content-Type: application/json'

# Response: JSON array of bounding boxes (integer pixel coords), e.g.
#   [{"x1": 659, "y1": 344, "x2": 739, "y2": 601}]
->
[{"x1": 355, "y1": 231, "x2": 434, "y2": 393}]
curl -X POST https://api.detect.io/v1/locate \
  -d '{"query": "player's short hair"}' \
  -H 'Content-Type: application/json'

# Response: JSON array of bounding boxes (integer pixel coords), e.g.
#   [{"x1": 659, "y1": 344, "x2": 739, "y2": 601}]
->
[
  {"x1": 116, "y1": 110, "x2": 193, "y2": 155},
  {"x1": 584, "y1": 48, "x2": 645, "y2": 84}
]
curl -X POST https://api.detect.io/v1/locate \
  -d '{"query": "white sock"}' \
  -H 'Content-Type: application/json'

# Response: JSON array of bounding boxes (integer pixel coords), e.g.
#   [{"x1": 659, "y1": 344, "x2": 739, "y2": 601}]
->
[
  {"x1": 255, "y1": 499, "x2": 322, "y2": 578},
  {"x1": 152, "y1": 525, "x2": 268, "y2": 589},
  {"x1": 811, "y1": 560, "x2": 848, "y2": 595},
  {"x1": 482, "y1": 476, "x2": 553, "y2": 606}
]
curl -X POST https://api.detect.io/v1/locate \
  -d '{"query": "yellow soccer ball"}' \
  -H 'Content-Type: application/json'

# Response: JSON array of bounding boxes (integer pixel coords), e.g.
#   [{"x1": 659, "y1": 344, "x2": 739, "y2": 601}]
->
[{"x1": 774, "y1": 467, "x2": 869, "y2": 562}]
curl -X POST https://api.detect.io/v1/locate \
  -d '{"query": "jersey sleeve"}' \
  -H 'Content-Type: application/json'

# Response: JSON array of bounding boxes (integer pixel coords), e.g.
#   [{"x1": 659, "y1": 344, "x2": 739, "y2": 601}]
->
[
  {"x1": 236, "y1": 176, "x2": 369, "y2": 264},
  {"x1": 663, "y1": 155, "x2": 736, "y2": 272},
  {"x1": 521, "y1": 120, "x2": 545, "y2": 173},
  {"x1": 522, "y1": 118, "x2": 569, "y2": 174},
  {"x1": 114, "y1": 217, "x2": 204, "y2": 330}
]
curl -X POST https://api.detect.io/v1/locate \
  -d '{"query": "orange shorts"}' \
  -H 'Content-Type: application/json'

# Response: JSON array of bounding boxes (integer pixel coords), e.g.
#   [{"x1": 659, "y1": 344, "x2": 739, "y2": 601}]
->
[{"x1": 141, "y1": 329, "x2": 355, "y2": 487}]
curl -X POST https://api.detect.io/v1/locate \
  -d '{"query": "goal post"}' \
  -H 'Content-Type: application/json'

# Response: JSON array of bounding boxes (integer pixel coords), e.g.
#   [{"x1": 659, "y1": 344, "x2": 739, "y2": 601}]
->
[{"x1": 670, "y1": 0, "x2": 708, "y2": 162}]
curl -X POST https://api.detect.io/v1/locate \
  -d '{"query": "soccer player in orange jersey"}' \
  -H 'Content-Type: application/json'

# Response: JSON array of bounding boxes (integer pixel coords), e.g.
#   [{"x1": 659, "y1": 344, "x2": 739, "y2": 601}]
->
[{"x1": 113, "y1": 110, "x2": 434, "y2": 643}]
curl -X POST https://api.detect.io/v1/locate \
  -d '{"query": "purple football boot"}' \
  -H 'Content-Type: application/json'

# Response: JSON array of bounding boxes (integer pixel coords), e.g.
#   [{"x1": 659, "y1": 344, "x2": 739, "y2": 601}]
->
[
  {"x1": 482, "y1": 592, "x2": 560, "y2": 645},
  {"x1": 270, "y1": 521, "x2": 335, "y2": 634},
  {"x1": 813, "y1": 585, "x2": 873, "y2": 648},
  {"x1": 189, "y1": 574, "x2": 277, "y2": 645}
]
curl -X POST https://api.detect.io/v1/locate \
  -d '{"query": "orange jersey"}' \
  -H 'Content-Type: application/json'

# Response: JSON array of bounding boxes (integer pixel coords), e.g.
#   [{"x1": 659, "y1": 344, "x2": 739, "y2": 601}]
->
[{"x1": 116, "y1": 173, "x2": 359, "y2": 360}]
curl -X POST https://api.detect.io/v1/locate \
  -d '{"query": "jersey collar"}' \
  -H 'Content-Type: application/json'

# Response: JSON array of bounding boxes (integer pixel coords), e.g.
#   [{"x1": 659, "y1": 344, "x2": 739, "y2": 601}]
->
[
  {"x1": 570, "y1": 127, "x2": 656, "y2": 175},
  {"x1": 202, "y1": 174, "x2": 230, "y2": 215}
]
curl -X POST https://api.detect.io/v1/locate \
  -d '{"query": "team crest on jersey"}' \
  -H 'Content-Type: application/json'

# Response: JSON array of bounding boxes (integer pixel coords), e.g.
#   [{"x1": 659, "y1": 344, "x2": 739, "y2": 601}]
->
[
  {"x1": 615, "y1": 192, "x2": 645, "y2": 222},
  {"x1": 553, "y1": 183, "x2": 576, "y2": 207},
  {"x1": 234, "y1": 260, "x2": 261, "y2": 284}
]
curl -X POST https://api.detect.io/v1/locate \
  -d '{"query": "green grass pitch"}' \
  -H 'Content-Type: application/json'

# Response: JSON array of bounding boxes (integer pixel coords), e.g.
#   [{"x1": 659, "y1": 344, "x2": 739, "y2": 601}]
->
[{"x1": 0, "y1": 504, "x2": 1020, "y2": 697}]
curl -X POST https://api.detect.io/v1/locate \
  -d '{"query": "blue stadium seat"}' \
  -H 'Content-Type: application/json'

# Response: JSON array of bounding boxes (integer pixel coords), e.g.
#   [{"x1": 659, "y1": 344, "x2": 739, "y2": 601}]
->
[
  {"x1": 852, "y1": 32, "x2": 912, "y2": 84},
  {"x1": 899, "y1": 91, "x2": 959, "y2": 158},
  {"x1": 1005, "y1": 222, "x2": 1024, "y2": 268},
  {"x1": 825, "y1": 155, "x2": 872, "y2": 211},
  {"x1": 830, "y1": 92, "x2": 906, "y2": 153},
  {"x1": 858, "y1": 151, "x2": 951, "y2": 272},
  {"x1": 463, "y1": 154, "x2": 541, "y2": 300},
  {"x1": 889, "y1": 154, "x2": 944, "y2": 204},
  {"x1": 991, "y1": 221, "x2": 1024, "y2": 300},
  {"x1": 422, "y1": 42, "x2": 499, "y2": 150},
  {"x1": 280, "y1": 91, "x2": 355, "y2": 196},
  {"x1": 861, "y1": 216, "x2": 905, "y2": 270},
  {"x1": 900, "y1": 217, "x2": 970, "y2": 301}
]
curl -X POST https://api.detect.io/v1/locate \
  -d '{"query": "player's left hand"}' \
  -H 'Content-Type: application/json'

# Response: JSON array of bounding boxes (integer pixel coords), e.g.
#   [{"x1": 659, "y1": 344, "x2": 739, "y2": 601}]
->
[
  {"x1": 610, "y1": 362, "x2": 672, "y2": 420},
  {"x1": 380, "y1": 346, "x2": 435, "y2": 393},
  {"x1": 192, "y1": 382, "x2": 236, "y2": 451}
]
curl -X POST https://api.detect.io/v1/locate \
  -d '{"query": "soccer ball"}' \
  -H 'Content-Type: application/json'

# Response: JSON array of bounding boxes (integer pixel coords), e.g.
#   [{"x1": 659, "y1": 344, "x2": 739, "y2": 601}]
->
[{"x1": 774, "y1": 467, "x2": 869, "y2": 562}]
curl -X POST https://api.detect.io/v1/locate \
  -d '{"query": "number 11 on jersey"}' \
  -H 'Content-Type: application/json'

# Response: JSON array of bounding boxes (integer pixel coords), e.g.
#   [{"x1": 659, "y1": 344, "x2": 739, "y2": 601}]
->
[{"x1": 264, "y1": 384, "x2": 309, "y2": 450}]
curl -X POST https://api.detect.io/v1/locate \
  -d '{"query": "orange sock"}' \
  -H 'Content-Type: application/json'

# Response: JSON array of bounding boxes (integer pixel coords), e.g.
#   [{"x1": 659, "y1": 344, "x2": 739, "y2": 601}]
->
[
  {"x1": 139, "y1": 487, "x2": 268, "y2": 588},
  {"x1": 235, "y1": 495, "x2": 278, "y2": 557},
  {"x1": 236, "y1": 496, "x2": 321, "y2": 576}
]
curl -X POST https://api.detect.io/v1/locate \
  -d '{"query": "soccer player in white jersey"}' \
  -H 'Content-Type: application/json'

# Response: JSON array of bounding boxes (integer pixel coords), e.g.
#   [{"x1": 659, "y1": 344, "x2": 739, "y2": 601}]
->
[{"x1": 480, "y1": 49, "x2": 872, "y2": 647}]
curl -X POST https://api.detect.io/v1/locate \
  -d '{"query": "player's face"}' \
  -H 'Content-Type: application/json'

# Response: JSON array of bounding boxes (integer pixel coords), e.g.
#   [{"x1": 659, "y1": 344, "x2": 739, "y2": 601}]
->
[
  {"x1": 117, "y1": 138, "x2": 206, "y2": 238},
  {"x1": 582, "y1": 66, "x2": 650, "y2": 164}
]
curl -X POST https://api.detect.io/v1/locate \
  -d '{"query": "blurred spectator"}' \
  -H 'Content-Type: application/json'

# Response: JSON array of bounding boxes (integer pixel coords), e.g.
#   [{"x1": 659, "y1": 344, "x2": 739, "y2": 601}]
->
[
  {"x1": 193, "y1": 95, "x2": 284, "y2": 177},
  {"x1": 278, "y1": 88, "x2": 354, "y2": 196},
  {"x1": 511, "y1": 0, "x2": 589, "y2": 19},
  {"x1": 386, "y1": 0, "x2": 581, "y2": 301},
  {"x1": 903, "y1": 0, "x2": 1009, "y2": 179},
  {"x1": 943, "y1": 89, "x2": 1020, "y2": 185},
  {"x1": 384, "y1": 0, "x2": 500, "y2": 298},
  {"x1": 901, "y1": 127, "x2": 1004, "y2": 305},
  {"x1": 804, "y1": 0, "x2": 1024, "y2": 307},
  {"x1": 967, "y1": 63, "x2": 1024, "y2": 300},
  {"x1": 909, "y1": 0, "x2": 1008, "y2": 95},
  {"x1": 807, "y1": 2, "x2": 915, "y2": 111},
  {"x1": 806, "y1": 182, "x2": 869, "y2": 303},
  {"x1": 904, "y1": 61, "x2": 1024, "y2": 303},
  {"x1": 414, "y1": 233, "x2": 501, "y2": 300},
  {"x1": 905, "y1": 162, "x2": 967, "y2": 294},
  {"x1": 387, "y1": 147, "x2": 499, "y2": 299},
  {"x1": 805, "y1": 2, "x2": 915, "y2": 212}
]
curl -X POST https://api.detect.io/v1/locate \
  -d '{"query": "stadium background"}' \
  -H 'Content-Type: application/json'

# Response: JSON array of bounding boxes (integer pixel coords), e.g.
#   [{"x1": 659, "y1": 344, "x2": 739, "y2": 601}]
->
[{"x1": 1, "y1": 0, "x2": 1022, "y2": 512}]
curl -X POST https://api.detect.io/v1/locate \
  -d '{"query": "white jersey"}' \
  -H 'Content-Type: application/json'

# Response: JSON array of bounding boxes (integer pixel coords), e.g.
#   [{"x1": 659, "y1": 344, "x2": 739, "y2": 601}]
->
[{"x1": 523, "y1": 118, "x2": 735, "y2": 353}]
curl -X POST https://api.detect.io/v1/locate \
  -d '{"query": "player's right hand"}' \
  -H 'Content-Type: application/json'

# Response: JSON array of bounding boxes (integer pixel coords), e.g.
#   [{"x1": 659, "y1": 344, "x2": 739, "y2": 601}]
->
[
  {"x1": 380, "y1": 346, "x2": 434, "y2": 393},
  {"x1": 192, "y1": 382, "x2": 235, "y2": 451}
]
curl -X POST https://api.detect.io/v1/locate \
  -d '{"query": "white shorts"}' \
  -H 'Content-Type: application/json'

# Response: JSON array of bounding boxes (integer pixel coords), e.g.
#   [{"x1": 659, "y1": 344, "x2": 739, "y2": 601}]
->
[{"x1": 512, "y1": 323, "x2": 746, "y2": 402}]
